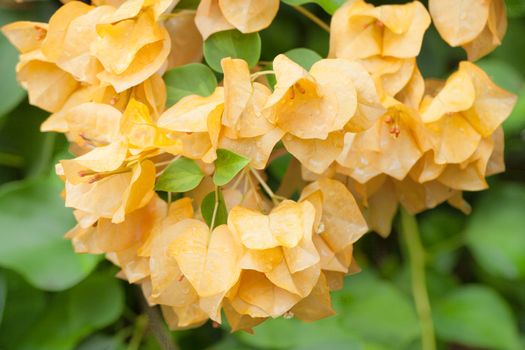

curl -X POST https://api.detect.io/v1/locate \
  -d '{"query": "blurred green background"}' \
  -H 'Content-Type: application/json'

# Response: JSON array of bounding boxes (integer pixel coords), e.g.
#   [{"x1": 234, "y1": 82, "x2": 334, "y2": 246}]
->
[{"x1": 1, "y1": 1, "x2": 525, "y2": 349}]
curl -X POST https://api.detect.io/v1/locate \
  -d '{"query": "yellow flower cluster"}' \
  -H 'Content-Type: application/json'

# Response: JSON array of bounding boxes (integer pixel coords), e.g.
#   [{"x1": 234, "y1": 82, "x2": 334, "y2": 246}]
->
[
  {"x1": 2, "y1": 0, "x2": 516, "y2": 332},
  {"x1": 327, "y1": 0, "x2": 515, "y2": 236}
]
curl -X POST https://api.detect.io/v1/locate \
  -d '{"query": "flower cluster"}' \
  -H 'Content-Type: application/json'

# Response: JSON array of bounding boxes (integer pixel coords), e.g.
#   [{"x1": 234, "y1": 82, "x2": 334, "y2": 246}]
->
[{"x1": 2, "y1": 0, "x2": 516, "y2": 332}]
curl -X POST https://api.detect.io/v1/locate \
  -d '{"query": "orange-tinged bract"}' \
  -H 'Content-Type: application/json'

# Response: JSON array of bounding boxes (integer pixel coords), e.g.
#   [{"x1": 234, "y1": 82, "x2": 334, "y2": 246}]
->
[{"x1": 1, "y1": 0, "x2": 517, "y2": 335}]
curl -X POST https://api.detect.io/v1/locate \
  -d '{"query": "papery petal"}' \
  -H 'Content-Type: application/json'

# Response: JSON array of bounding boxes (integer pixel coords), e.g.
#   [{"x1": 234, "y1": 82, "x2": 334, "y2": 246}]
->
[
  {"x1": 169, "y1": 222, "x2": 242, "y2": 297},
  {"x1": 236, "y1": 270, "x2": 301, "y2": 318},
  {"x1": 165, "y1": 11, "x2": 203, "y2": 70},
  {"x1": 421, "y1": 69, "x2": 476, "y2": 123},
  {"x1": 382, "y1": 1, "x2": 430, "y2": 58},
  {"x1": 195, "y1": 0, "x2": 234, "y2": 40},
  {"x1": 429, "y1": 0, "x2": 489, "y2": 46},
  {"x1": 283, "y1": 132, "x2": 344, "y2": 176},
  {"x1": 1, "y1": 21, "x2": 48, "y2": 53},
  {"x1": 218, "y1": 0, "x2": 279, "y2": 33},
  {"x1": 158, "y1": 88, "x2": 224, "y2": 132},
  {"x1": 219, "y1": 127, "x2": 284, "y2": 169},
  {"x1": 290, "y1": 273, "x2": 335, "y2": 322},
  {"x1": 460, "y1": 61, "x2": 516, "y2": 137},
  {"x1": 222, "y1": 57, "x2": 253, "y2": 128}
]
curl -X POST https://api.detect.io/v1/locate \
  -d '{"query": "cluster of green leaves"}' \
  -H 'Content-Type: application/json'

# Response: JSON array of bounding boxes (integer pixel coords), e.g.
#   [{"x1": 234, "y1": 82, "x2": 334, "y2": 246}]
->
[{"x1": 1, "y1": 0, "x2": 525, "y2": 349}]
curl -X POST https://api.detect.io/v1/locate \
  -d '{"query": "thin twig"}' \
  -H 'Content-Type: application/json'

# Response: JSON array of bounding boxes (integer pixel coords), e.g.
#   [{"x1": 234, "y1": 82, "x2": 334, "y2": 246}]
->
[
  {"x1": 249, "y1": 168, "x2": 285, "y2": 205},
  {"x1": 138, "y1": 291, "x2": 179, "y2": 350},
  {"x1": 251, "y1": 70, "x2": 276, "y2": 81},
  {"x1": 291, "y1": 5, "x2": 330, "y2": 33}
]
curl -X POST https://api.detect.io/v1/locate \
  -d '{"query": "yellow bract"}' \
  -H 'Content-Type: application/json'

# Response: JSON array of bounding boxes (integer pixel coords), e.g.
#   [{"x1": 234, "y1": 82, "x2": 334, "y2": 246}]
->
[
  {"x1": 195, "y1": 0, "x2": 279, "y2": 39},
  {"x1": 430, "y1": 0, "x2": 507, "y2": 61},
  {"x1": 330, "y1": 0, "x2": 431, "y2": 60},
  {"x1": 2, "y1": 0, "x2": 517, "y2": 334},
  {"x1": 159, "y1": 58, "x2": 283, "y2": 169}
]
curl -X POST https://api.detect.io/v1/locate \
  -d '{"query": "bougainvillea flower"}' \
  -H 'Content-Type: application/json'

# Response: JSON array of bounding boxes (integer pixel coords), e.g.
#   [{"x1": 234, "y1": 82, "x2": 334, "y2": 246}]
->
[
  {"x1": 352, "y1": 126, "x2": 506, "y2": 235},
  {"x1": 300, "y1": 178, "x2": 368, "y2": 253},
  {"x1": 159, "y1": 68, "x2": 282, "y2": 169},
  {"x1": 66, "y1": 194, "x2": 166, "y2": 255},
  {"x1": 92, "y1": 6, "x2": 171, "y2": 92},
  {"x1": 195, "y1": 0, "x2": 279, "y2": 40},
  {"x1": 64, "y1": 159, "x2": 156, "y2": 223},
  {"x1": 225, "y1": 200, "x2": 323, "y2": 317},
  {"x1": 168, "y1": 221, "x2": 242, "y2": 297},
  {"x1": 41, "y1": 2, "x2": 110, "y2": 84},
  {"x1": 419, "y1": 61, "x2": 516, "y2": 164},
  {"x1": 15, "y1": 53, "x2": 80, "y2": 113},
  {"x1": 222, "y1": 57, "x2": 275, "y2": 138},
  {"x1": 41, "y1": 74, "x2": 166, "y2": 136},
  {"x1": 1, "y1": 21, "x2": 48, "y2": 54},
  {"x1": 329, "y1": 0, "x2": 431, "y2": 60},
  {"x1": 158, "y1": 88, "x2": 224, "y2": 162},
  {"x1": 430, "y1": 0, "x2": 507, "y2": 61},
  {"x1": 337, "y1": 98, "x2": 424, "y2": 183},
  {"x1": 267, "y1": 55, "x2": 366, "y2": 139}
]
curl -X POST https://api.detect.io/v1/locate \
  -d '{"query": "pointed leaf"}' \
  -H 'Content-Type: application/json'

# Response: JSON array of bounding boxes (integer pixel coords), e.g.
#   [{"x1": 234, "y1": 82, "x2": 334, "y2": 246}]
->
[
  {"x1": 213, "y1": 149, "x2": 250, "y2": 186},
  {"x1": 204, "y1": 30, "x2": 261, "y2": 73},
  {"x1": 201, "y1": 189, "x2": 228, "y2": 229},
  {"x1": 164, "y1": 63, "x2": 218, "y2": 106},
  {"x1": 285, "y1": 48, "x2": 322, "y2": 70},
  {"x1": 156, "y1": 157, "x2": 204, "y2": 193}
]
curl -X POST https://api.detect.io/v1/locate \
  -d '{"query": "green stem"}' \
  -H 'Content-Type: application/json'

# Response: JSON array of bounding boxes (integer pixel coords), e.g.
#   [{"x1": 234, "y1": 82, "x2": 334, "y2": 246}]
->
[
  {"x1": 400, "y1": 208, "x2": 436, "y2": 350},
  {"x1": 127, "y1": 314, "x2": 148, "y2": 350},
  {"x1": 0, "y1": 152, "x2": 24, "y2": 168},
  {"x1": 210, "y1": 185, "x2": 219, "y2": 230}
]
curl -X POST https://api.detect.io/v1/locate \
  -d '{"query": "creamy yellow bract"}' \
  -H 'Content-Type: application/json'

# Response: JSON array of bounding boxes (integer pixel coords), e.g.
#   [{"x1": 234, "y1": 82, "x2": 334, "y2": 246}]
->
[{"x1": 1, "y1": 0, "x2": 516, "y2": 333}]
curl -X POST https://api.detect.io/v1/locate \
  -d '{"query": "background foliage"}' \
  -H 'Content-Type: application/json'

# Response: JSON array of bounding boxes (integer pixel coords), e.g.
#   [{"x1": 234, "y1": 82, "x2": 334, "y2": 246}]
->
[{"x1": 1, "y1": 0, "x2": 525, "y2": 349}]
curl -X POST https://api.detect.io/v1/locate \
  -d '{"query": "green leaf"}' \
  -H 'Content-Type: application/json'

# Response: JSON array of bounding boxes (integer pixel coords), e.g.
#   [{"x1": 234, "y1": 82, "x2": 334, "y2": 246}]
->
[
  {"x1": 433, "y1": 285, "x2": 521, "y2": 350},
  {"x1": 493, "y1": 19, "x2": 525, "y2": 76},
  {"x1": 175, "y1": 0, "x2": 200, "y2": 10},
  {"x1": 0, "y1": 33, "x2": 25, "y2": 118},
  {"x1": 506, "y1": 0, "x2": 525, "y2": 18},
  {"x1": 338, "y1": 271, "x2": 419, "y2": 348},
  {"x1": 0, "y1": 175, "x2": 100, "y2": 291},
  {"x1": 204, "y1": 30, "x2": 261, "y2": 73},
  {"x1": 285, "y1": 48, "x2": 322, "y2": 70},
  {"x1": 0, "y1": 102, "x2": 68, "y2": 179},
  {"x1": 18, "y1": 272, "x2": 124, "y2": 350},
  {"x1": 76, "y1": 334, "x2": 126, "y2": 350},
  {"x1": 0, "y1": 272, "x2": 5, "y2": 326},
  {"x1": 281, "y1": 0, "x2": 346, "y2": 14},
  {"x1": 164, "y1": 63, "x2": 218, "y2": 106},
  {"x1": 237, "y1": 316, "x2": 361, "y2": 349},
  {"x1": 0, "y1": 271, "x2": 47, "y2": 349},
  {"x1": 213, "y1": 149, "x2": 250, "y2": 186},
  {"x1": 259, "y1": 17, "x2": 301, "y2": 61},
  {"x1": 477, "y1": 58, "x2": 523, "y2": 94},
  {"x1": 0, "y1": 4, "x2": 59, "y2": 118},
  {"x1": 155, "y1": 157, "x2": 204, "y2": 193},
  {"x1": 465, "y1": 183, "x2": 525, "y2": 279},
  {"x1": 504, "y1": 85, "x2": 525, "y2": 134},
  {"x1": 201, "y1": 190, "x2": 228, "y2": 229}
]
